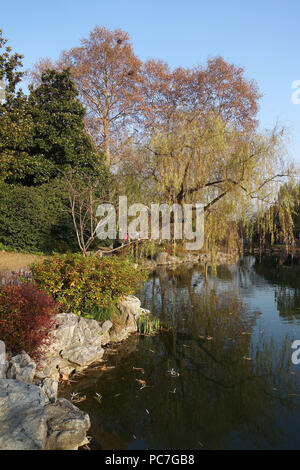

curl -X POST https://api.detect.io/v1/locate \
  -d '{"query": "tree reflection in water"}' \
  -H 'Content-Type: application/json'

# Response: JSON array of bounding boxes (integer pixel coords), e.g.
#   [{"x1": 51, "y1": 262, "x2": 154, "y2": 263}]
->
[
  {"x1": 60, "y1": 260, "x2": 300, "y2": 450},
  {"x1": 253, "y1": 255, "x2": 300, "y2": 321}
]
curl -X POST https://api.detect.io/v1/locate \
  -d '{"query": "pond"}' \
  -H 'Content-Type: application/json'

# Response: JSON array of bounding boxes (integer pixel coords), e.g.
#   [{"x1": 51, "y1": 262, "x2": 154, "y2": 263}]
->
[{"x1": 60, "y1": 256, "x2": 300, "y2": 450}]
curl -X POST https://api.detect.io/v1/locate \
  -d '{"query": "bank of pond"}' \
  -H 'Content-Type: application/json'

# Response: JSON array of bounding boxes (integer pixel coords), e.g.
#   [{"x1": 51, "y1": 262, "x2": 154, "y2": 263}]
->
[{"x1": 58, "y1": 256, "x2": 300, "y2": 450}]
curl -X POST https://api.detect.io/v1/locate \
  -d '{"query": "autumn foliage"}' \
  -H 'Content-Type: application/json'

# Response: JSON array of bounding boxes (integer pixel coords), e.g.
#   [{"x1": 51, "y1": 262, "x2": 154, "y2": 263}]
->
[
  {"x1": 30, "y1": 26, "x2": 260, "y2": 169},
  {"x1": 0, "y1": 284, "x2": 58, "y2": 361},
  {"x1": 8, "y1": 26, "x2": 297, "y2": 253}
]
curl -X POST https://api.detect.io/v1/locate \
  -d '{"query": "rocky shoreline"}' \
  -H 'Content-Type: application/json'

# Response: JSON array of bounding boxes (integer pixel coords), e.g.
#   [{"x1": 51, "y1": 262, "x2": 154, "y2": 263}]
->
[
  {"x1": 0, "y1": 251, "x2": 238, "y2": 287},
  {"x1": 0, "y1": 295, "x2": 149, "y2": 450},
  {"x1": 0, "y1": 253, "x2": 238, "y2": 450},
  {"x1": 144, "y1": 250, "x2": 238, "y2": 269}
]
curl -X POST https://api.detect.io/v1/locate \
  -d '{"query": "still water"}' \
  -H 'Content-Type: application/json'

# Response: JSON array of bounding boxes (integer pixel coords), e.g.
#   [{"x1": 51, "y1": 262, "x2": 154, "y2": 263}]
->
[{"x1": 60, "y1": 256, "x2": 300, "y2": 450}]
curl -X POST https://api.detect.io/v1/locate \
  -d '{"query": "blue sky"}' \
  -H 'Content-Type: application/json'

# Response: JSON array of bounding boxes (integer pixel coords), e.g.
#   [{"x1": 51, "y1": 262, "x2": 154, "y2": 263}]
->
[{"x1": 2, "y1": 0, "x2": 300, "y2": 164}]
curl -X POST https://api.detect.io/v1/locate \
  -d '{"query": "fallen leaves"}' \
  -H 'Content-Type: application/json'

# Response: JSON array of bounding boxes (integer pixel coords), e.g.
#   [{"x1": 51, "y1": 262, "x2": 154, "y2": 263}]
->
[
  {"x1": 199, "y1": 335, "x2": 213, "y2": 341},
  {"x1": 133, "y1": 366, "x2": 145, "y2": 374},
  {"x1": 70, "y1": 392, "x2": 86, "y2": 404},
  {"x1": 136, "y1": 379, "x2": 147, "y2": 390},
  {"x1": 94, "y1": 392, "x2": 102, "y2": 403},
  {"x1": 167, "y1": 368, "x2": 180, "y2": 377}
]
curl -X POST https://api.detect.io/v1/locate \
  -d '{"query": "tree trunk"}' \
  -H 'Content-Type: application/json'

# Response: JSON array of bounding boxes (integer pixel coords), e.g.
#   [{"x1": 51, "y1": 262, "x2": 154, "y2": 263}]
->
[{"x1": 103, "y1": 118, "x2": 110, "y2": 167}]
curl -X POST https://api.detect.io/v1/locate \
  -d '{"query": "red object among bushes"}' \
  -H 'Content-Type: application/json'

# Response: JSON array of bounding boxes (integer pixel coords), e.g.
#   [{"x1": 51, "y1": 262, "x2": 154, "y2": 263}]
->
[{"x1": 0, "y1": 284, "x2": 57, "y2": 362}]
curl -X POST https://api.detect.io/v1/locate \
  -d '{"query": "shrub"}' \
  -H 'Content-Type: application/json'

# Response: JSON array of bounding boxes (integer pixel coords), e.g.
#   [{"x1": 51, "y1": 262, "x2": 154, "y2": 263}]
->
[
  {"x1": 0, "y1": 284, "x2": 58, "y2": 361},
  {"x1": 0, "y1": 179, "x2": 77, "y2": 253},
  {"x1": 31, "y1": 254, "x2": 148, "y2": 320}
]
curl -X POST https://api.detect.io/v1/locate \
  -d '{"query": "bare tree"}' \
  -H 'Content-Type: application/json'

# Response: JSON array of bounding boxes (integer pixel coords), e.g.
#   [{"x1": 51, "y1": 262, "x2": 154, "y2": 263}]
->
[{"x1": 64, "y1": 171, "x2": 113, "y2": 256}]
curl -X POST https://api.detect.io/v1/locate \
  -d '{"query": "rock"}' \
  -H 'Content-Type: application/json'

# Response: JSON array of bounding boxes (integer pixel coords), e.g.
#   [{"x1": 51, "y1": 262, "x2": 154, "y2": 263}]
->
[
  {"x1": 99, "y1": 331, "x2": 110, "y2": 346},
  {"x1": 123, "y1": 310, "x2": 138, "y2": 333},
  {"x1": 101, "y1": 320, "x2": 113, "y2": 334},
  {"x1": 35, "y1": 359, "x2": 61, "y2": 382},
  {"x1": 109, "y1": 296, "x2": 149, "y2": 342},
  {"x1": 0, "y1": 380, "x2": 90, "y2": 450},
  {"x1": 99, "y1": 320, "x2": 113, "y2": 346},
  {"x1": 109, "y1": 324, "x2": 130, "y2": 343},
  {"x1": 37, "y1": 356, "x2": 75, "y2": 381},
  {"x1": 45, "y1": 398, "x2": 90, "y2": 450},
  {"x1": 139, "y1": 308, "x2": 151, "y2": 316},
  {"x1": 108, "y1": 296, "x2": 141, "y2": 342},
  {"x1": 6, "y1": 351, "x2": 36, "y2": 383},
  {"x1": 35, "y1": 297, "x2": 146, "y2": 379},
  {"x1": 118, "y1": 295, "x2": 141, "y2": 318},
  {"x1": 49, "y1": 314, "x2": 103, "y2": 353},
  {"x1": 0, "y1": 364, "x2": 6, "y2": 379},
  {"x1": 167, "y1": 255, "x2": 179, "y2": 264},
  {"x1": 154, "y1": 252, "x2": 168, "y2": 264},
  {"x1": 59, "y1": 362, "x2": 76, "y2": 380},
  {"x1": 61, "y1": 344, "x2": 104, "y2": 367},
  {"x1": 38, "y1": 378, "x2": 58, "y2": 404},
  {"x1": 0, "y1": 379, "x2": 47, "y2": 450},
  {"x1": 0, "y1": 340, "x2": 6, "y2": 378},
  {"x1": 40, "y1": 313, "x2": 105, "y2": 378}
]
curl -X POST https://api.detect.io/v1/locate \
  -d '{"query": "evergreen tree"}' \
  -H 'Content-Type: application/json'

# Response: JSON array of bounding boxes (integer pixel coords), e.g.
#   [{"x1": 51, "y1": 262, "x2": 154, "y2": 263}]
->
[{"x1": 1, "y1": 67, "x2": 102, "y2": 186}]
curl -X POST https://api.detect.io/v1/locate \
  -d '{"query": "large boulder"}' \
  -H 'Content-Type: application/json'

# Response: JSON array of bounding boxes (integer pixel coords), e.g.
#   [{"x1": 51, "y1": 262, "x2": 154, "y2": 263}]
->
[
  {"x1": 61, "y1": 344, "x2": 104, "y2": 367},
  {"x1": 40, "y1": 313, "x2": 107, "y2": 379},
  {"x1": 48, "y1": 314, "x2": 104, "y2": 352},
  {"x1": 0, "y1": 379, "x2": 47, "y2": 450},
  {"x1": 44, "y1": 398, "x2": 91, "y2": 450},
  {"x1": 109, "y1": 296, "x2": 142, "y2": 342},
  {"x1": 36, "y1": 356, "x2": 72, "y2": 382},
  {"x1": 118, "y1": 295, "x2": 141, "y2": 318},
  {"x1": 0, "y1": 379, "x2": 90, "y2": 450}
]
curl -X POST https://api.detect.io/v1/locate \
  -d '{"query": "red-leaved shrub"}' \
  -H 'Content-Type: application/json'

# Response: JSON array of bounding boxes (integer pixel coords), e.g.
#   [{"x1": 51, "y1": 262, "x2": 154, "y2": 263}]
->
[{"x1": 0, "y1": 284, "x2": 57, "y2": 362}]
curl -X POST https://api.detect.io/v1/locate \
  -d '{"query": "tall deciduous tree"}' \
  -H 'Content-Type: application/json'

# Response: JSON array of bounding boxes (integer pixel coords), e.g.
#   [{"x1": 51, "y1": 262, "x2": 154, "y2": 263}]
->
[
  {"x1": 190, "y1": 57, "x2": 260, "y2": 133},
  {"x1": 30, "y1": 27, "x2": 261, "y2": 168},
  {"x1": 140, "y1": 56, "x2": 260, "y2": 136},
  {"x1": 32, "y1": 27, "x2": 143, "y2": 167}
]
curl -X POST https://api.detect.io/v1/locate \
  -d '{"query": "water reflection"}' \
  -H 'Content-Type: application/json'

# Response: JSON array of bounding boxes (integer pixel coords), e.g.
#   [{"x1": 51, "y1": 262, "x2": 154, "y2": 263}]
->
[
  {"x1": 60, "y1": 258, "x2": 300, "y2": 450},
  {"x1": 253, "y1": 256, "x2": 300, "y2": 321}
]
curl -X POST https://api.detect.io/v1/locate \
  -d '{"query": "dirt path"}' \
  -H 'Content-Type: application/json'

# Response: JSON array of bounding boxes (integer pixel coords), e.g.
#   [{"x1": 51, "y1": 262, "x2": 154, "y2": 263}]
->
[{"x1": 0, "y1": 252, "x2": 45, "y2": 272}]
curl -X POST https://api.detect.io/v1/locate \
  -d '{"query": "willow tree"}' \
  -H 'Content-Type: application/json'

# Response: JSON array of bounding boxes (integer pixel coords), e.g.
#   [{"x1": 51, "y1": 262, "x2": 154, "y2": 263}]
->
[
  {"x1": 250, "y1": 182, "x2": 300, "y2": 251},
  {"x1": 130, "y1": 112, "x2": 295, "y2": 252}
]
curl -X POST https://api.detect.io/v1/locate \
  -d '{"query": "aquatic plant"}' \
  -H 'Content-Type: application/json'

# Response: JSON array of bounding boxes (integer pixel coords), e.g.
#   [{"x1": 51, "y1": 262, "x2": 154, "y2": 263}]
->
[{"x1": 137, "y1": 314, "x2": 161, "y2": 335}]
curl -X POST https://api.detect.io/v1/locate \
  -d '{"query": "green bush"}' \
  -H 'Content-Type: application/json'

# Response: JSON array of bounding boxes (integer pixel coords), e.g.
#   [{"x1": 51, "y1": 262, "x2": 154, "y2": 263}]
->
[
  {"x1": 31, "y1": 254, "x2": 148, "y2": 319},
  {"x1": 0, "y1": 179, "x2": 77, "y2": 253}
]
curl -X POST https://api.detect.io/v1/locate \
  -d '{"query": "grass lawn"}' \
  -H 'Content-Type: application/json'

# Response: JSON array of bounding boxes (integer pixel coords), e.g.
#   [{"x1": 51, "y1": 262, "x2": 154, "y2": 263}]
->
[{"x1": 0, "y1": 252, "x2": 45, "y2": 272}]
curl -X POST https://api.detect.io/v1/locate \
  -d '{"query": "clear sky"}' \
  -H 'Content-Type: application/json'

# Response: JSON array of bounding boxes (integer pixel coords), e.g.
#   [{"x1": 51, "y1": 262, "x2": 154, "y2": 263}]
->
[{"x1": 1, "y1": 0, "x2": 300, "y2": 164}]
